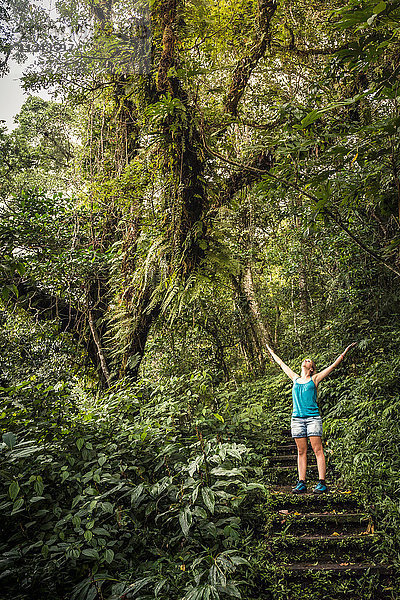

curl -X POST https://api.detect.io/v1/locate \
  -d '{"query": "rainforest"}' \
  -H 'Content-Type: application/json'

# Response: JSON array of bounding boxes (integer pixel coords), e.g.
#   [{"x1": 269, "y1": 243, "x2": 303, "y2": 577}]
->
[{"x1": 0, "y1": 0, "x2": 400, "y2": 598}]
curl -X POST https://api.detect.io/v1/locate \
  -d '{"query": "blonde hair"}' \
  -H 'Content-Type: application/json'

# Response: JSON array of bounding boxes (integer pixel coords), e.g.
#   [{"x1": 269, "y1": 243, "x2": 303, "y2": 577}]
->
[{"x1": 304, "y1": 358, "x2": 317, "y2": 375}]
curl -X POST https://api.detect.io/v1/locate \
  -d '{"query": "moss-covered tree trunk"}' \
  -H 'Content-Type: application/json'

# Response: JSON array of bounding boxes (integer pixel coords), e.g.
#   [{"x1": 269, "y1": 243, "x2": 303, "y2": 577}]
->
[{"x1": 121, "y1": 0, "x2": 208, "y2": 378}]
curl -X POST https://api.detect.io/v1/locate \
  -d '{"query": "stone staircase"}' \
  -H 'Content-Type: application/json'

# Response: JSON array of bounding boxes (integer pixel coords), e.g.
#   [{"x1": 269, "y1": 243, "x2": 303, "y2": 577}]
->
[{"x1": 249, "y1": 432, "x2": 397, "y2": 599}]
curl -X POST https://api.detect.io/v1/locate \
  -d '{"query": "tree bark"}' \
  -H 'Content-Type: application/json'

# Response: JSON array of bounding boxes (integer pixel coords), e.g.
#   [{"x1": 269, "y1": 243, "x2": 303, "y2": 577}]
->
[
  {"x1": 224, "y1": 0, "x2": 277, "y2": 115},
  {"x1": 242, "y1": 263, "x2": 273, "y2": 349},
  {"x1": 231, "y1": 267, "x2": 271, "y2": 374},
  {"x1": 88, "y1": 310, "x2": 111, "y2": 386},
  {"x1": 14, "y1": 280, "x2": 110, "y2": 384}
]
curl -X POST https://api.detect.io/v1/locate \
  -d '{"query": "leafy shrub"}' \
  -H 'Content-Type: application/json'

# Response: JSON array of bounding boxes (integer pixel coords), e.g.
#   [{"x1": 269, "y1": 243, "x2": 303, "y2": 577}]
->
[{"x1": 0, "y1": 371, "x2": 274, "y2": 600}]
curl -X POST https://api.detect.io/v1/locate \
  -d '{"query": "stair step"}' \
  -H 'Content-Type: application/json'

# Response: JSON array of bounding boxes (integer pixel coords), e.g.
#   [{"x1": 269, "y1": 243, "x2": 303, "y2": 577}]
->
[
  {"x1": 273, "y1": 511, "x2": 369, "y2": 521},
  {"x1": 269, "y1": 445, "x2": 297, "y2": 456},
  {"x1": 263, "y1": 531, "x2": 379, "y2": 563},
  {"x1": 268, "y1": 485, "x2": 356, "y2": 497},
  {"x1": 270, "y1": 511, "x2": 371, "y2": 535},
  {"x1": 270, "y1": 464, "x2": 318, "y2": 471},
  {"x1": 284, "y1": 561, "x2": 390, "y2": 574},
  {"x1": 266, "y1": 490, "x2": 361, "y2": 511},
  {"x1": 273, "y1": 532, "x2": 377, "y2": 541},
  {"x1": 267, "y1": 465, "x2": 321, "y2": 484},
  {"x1": 276, "y1": 444, "x2": 297, "y2": 451},
  {"x1": 255, "y1": 569, "x2": 396, "y2": 600},
  {"x1": 268, "y1": 455, "x2": 317, "y2": 465}
]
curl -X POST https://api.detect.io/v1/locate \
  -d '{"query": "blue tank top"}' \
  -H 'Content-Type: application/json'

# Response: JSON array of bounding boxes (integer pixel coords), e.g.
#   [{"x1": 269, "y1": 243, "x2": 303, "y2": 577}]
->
[{"x1": 292, "y1": 378, "x2": 319, "y2": 418}]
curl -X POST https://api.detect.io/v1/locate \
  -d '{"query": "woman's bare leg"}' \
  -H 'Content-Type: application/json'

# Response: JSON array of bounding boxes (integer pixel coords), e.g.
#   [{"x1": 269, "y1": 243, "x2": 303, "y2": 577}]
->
[
  {"x1": 295, "y1": 437, "x2": 308, "y2": 480},
  {"x1": 310, "y1": 436, "x2": 326, "y2": 480}
]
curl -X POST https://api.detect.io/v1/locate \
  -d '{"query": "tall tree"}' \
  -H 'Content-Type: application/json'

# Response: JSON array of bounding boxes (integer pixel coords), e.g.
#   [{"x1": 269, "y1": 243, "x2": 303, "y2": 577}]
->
[{"x1": 3, "y1": 0, "x2": 399, "y2": 382}]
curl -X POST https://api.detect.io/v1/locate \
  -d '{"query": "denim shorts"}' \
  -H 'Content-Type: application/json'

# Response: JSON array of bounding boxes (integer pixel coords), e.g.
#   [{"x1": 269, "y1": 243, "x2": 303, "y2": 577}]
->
[{"x1": 291, "y1": 416, "x2": 323, "y2": 438}]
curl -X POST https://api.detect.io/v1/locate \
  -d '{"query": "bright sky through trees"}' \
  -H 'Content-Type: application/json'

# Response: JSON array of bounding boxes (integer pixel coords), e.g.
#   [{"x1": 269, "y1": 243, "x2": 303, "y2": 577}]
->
[
  {"x1": 1, "y1": 60, "x2": 29, "y2": 129},
  {"x1": 0, "y1": 0, "x2": 55, "y2": 129}
]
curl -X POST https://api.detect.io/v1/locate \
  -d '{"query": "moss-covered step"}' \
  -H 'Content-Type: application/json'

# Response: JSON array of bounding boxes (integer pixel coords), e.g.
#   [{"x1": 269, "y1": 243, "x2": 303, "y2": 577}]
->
[
  {"x1": 264, "y1": 444, "x2": 296, "y2": 459},
  {"x1": 267, "y1": 510, "x2": 372, "y2": 535},
  {"x1": 259, "y1": 531, "x2": 380, "y2": 564},
  {"x1": 275, "y1": 443, "x2": 297, "y2": 454},
  {"x1": 243, "y1": 496, "x2": 363, "y2": 532},
  {"x1": 281, "y1": 561, "x2": 391, "y2": 575},
  {"x1": 266, "y1": 463, "x2": 320, "y2": 484},
  {"x1": 269, "y1": 442, "x2": 328, "y2": 456},
  {"x1": 250, "y1": 563, "x2": 396, "y2": 600},
  {"x1": 265, "y1": 487, "x2": 362, "y2": 511},
  {"x1": 267, "y1": 453, "x2": 317, "y2": 466}
]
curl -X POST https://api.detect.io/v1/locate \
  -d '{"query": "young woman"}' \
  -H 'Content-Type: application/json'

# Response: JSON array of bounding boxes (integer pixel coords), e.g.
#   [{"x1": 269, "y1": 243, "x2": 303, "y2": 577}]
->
[{"x1": 266, "y1": 343, "x2": 356, "y2": 494}]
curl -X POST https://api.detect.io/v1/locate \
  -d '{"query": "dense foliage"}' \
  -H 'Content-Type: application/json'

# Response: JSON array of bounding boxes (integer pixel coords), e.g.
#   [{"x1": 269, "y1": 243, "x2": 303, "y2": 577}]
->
[{"x1": 1, "y1": 0, "x2": 400, "y2": 598}]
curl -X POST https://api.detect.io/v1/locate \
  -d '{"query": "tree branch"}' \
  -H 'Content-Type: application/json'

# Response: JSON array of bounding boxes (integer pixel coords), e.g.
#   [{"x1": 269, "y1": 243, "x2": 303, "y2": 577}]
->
[
  {"x1": 156, "y1": 0, "x2": 177, "y2": 93},
  {"x1": 13, "y1": 281, "x2": 112, "y2": 383},
  {"x1": 200, "y1": 135, "x2": 400, "y2": 279},
  {"x1": 88, "y1": 310, "x2": 111, "y2": 386},
  {"x1": 218, "y1": 150, "x2": 274, "y2": 207},
  {"x1": 224, "y1": 0, "x2": 278, "y2": 116},
  {"x1": 271, "y1": 42, "x2": 350, "y2": 57}
]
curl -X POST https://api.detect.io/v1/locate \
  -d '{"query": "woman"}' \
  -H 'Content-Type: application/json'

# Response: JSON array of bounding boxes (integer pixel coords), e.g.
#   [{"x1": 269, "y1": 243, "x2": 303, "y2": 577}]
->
[{"x1": 266, "y1": 342, "x2": 356, "y2": 494}]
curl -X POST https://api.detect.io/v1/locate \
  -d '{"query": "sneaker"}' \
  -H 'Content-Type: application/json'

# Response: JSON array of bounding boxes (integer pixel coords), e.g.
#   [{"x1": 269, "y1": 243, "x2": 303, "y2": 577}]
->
[
  {"x1": 313, "y1": 481, "x2": 329, "y2": 494},
  {"x1": 292, "y1": 480, "x2": 307, "y2": 494}
]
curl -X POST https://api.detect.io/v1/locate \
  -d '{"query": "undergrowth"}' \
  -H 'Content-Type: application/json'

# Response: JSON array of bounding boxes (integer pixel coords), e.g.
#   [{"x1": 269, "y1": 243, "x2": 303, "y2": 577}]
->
[{"x1": 1, "y1": 334, "x2": 400, "y2": 599}]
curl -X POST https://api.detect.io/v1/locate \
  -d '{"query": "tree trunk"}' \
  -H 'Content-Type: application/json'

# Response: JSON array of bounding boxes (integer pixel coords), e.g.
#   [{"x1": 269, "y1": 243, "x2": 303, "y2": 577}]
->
[
  {"x1": 231, "y1": 265, "x2": 273, "y2": 374},
  {"x1": 242, "y1": 263, "x2": 273, "y2": 348}
]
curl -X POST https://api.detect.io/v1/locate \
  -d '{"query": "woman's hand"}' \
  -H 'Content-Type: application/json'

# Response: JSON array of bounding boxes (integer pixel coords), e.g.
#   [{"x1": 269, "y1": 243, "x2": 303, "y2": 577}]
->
[
  {"x1": 342, "y1": 342, "x2": 357, "y2": 357},
  {"x1": 314, "y1": 342, "x2": 357, "y2": 386}
]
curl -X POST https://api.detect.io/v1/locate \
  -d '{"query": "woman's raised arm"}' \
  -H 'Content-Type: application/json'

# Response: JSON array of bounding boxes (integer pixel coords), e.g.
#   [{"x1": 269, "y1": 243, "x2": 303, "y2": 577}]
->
[
  {"x1": 313, "y1": 343, "x2": 357, "y2": 386},
  {"x1": 266, "y1": 344, "x2": 299, "y2": 382}
]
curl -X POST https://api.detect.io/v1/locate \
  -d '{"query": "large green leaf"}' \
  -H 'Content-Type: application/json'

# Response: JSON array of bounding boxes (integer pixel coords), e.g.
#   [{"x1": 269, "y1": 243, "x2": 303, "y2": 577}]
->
[
  {"x1": 11, "y1": 498, "x2": 24, "y2": 513},
  {"x1": 81, "y1": 548, "x2": 99, "y2": 560},
  {"x1": 8, "y1": 481, "x2": 20, "y2": 501},
  {"x1": 372, "y1": 1, "x2": 386, "y2": 14},
  {"x1": 179, "y1": 505, "x2": 193, "y2": 537},
  {"x1": 2, "y1": 432, "x2": 17, "y2": 450},
  {"x1": 201, "y1": 487, "x2": 215, "y2": 514}
]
